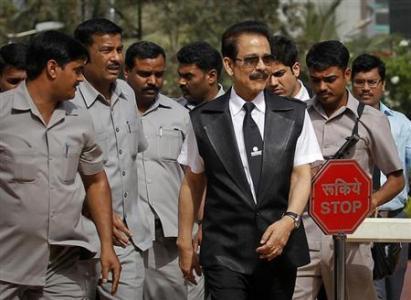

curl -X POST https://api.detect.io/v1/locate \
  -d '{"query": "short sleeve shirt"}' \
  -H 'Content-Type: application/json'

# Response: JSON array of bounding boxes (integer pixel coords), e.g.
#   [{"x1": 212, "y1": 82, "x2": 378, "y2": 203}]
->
[
  {"x1": 138, "y1": 94, "x2": 190, "y2": 239},
  {"x1": 178, "y1": 88, "x2": 323, "y2": 200},
  {"x1": 0, "y1": 83, "x2": 104, "y2": 285},
  {"x1": 72, "y1": 79, "x2": 148, "y2": 248},
  {"x1": 307, "y1": 91, "x2": 402, "y2": 176}
]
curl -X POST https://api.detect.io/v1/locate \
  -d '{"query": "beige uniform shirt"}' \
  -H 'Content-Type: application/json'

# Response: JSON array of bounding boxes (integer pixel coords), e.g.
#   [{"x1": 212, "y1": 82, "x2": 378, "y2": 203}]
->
[
  {"x1": 307, "y1": 90, "x2": 402, "y2": 175},
  {"x1": 138, "y1": 94, "x2": 189, "y2": 240},
  {"x1": 73, "y1": 80, "x2": 150, "y2": 250},
  {"x1": 0, "y1": 83, "x2": 104, "y2": 286}
]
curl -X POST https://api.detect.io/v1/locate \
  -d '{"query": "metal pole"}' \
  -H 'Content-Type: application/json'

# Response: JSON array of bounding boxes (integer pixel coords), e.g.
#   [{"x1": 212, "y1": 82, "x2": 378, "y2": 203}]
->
[{"x1": 334, "y1": 233, "x2": 346, "y2": 300}]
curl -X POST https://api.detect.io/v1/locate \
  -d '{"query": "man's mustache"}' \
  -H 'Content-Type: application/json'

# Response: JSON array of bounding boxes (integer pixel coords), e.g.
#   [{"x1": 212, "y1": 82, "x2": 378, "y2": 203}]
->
[
  {"x1": 249, "y1": 71, "x2": 269, "y2": 80},
  {"x1": 143, "y1": 86, "x2": 159, "y2": 93},
  {"x1": 107, "y1": 62, "x2": 120, "y2": 69}
]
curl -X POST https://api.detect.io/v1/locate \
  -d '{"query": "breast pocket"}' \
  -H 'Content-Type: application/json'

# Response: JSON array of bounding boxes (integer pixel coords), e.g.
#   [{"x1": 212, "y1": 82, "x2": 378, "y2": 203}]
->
[
  {"x1": 9, "y1": 152, "x2": 37, "y2": 182},
  {"x1": 0, "y1": 136, "x2": 37, "y2": 183},
  {"x1": 348, "y1": 137, "x2": 368, "y2": 158},
  {"x1": 158, "y1": 127, "x2": 183, "y2": 161},
  {"x1": 62, "y1": 145, "x2": 81, "y2": 184}
]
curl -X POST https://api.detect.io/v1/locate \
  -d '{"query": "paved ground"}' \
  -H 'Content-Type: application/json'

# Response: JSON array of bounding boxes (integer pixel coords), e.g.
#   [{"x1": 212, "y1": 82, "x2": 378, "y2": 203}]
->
[{"x1": 401, "y1": 260, "x2": 411, "y2": 300}]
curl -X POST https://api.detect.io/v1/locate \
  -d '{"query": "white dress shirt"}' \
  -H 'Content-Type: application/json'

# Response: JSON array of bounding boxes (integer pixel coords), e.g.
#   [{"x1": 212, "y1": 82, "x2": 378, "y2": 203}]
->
[
  {"x1": 294, "y1": 79, "x2": 311, "y2": 101},
  {"x1": 178, "y1": 88, "x2": 323, "y2": 201}
]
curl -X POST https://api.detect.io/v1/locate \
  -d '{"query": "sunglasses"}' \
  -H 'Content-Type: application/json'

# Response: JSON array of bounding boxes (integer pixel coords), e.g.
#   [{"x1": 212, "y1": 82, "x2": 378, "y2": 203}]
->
[{"x1": 234, "y1": 54, "x2": 275, "y2": 69}]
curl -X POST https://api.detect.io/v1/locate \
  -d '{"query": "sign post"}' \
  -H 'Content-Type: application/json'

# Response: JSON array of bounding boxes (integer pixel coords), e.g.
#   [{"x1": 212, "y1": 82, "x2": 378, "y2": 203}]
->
[{"x1": 310, "y1": 159, "x2": 372, "y2": 300}]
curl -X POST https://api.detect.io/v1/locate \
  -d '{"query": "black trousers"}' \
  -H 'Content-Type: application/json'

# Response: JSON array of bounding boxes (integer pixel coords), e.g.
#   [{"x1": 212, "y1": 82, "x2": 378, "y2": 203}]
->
[{"x1": 204, "y1": 258, "x2": 297, "y2": 300}]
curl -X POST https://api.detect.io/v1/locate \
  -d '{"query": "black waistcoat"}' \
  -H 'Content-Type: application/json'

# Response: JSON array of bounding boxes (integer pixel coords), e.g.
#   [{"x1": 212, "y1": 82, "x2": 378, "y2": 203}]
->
[{"x1": 190, "y1": 89, "x2": 310, "y2": 274}]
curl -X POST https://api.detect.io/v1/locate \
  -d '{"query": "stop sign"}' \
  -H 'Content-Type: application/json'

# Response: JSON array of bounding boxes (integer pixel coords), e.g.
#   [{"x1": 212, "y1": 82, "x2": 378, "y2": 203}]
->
[{"x1": 309, "y1": 159, "x2": 372, "y2": 234}]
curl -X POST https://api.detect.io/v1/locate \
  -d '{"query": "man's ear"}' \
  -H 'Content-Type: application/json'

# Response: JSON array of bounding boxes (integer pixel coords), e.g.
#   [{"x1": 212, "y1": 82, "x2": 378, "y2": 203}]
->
[
  {"x1": 46, "y1": 60, "x2": 58, "y2": 79},
  {"x1": 124, "y1": 67, "x2": 130, "y2": 80},
  {"x1": 206, "y1": 69, "x2": 217, "y2": 85},
  {"x1": 291, "y1": 62, "x2": 301, "y2": 78},
  {"x1": 223, "y1": 57, "x2": 234, "y2": 77},
  {"x1": 344, "y1": 68, "x2": 352, "y2": 82}
]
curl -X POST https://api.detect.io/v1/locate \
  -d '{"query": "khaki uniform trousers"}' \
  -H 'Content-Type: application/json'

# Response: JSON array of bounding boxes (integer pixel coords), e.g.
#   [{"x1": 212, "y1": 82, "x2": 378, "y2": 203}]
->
[
  {"x1": 0, "y1": 246, "x2": 86, "y2": 300},
  {"x1": 143, "y1": 237, "x2": 205, "y2": 300},
  {"x1": 293, "y1": 214, "x2": 377, "y2": 300},
  {"x1": 97, "y1": 243, "x2": 145, "y2": 300}
]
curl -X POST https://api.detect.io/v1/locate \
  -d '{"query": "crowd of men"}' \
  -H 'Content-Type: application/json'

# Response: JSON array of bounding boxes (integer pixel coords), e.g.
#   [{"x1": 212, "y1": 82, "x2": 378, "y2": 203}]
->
[{"x1": 0, "y1": 17, "x2": 409, "y2": 300}]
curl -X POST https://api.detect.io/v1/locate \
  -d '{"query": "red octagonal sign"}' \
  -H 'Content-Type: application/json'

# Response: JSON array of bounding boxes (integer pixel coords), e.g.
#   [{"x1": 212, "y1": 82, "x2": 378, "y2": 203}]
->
[{"x1": 309, "y1": 159, "x2": 372, "y2": 235}]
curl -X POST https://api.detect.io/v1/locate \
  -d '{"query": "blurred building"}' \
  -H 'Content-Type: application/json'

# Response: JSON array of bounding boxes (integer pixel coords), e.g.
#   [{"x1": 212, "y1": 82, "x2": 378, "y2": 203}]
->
[
  {"x1": 389, "y1": 0, "x2": 411, "y2": 38},
  {"x1": 279, "y1": 0, "x2": 411, "y2": 39}
]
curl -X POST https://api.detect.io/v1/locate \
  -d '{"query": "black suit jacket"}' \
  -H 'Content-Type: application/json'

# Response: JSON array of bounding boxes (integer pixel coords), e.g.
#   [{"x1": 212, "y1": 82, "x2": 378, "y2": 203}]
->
[{"x1": 191, "y1": 89, "x2": 310, "y2": 274}]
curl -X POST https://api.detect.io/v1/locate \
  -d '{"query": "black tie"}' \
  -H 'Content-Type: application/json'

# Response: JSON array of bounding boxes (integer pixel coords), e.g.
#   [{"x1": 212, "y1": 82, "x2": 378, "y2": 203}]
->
[{"x1": 243, "y1": 102, "x2": 263, "y2": 192}]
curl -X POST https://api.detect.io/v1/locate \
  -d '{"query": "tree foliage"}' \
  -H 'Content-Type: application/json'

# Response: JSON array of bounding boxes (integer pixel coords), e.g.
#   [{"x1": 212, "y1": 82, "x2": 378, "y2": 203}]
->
[
  {"x1": 0, "y1": 0, "x2": 409, "y2": 115},
  {"x1": 141, "y1": 0, "x2": 281, "y2": 95},
  {"x1": 347, "y1": 34, "x2": 411, "y2": 117}
]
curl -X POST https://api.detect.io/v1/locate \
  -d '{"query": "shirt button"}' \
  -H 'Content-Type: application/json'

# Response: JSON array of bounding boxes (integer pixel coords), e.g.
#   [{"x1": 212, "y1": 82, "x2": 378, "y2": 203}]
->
[
  {"x1": 119, "y1": 149, "x2": 123, "y2": 155},
  {"x1": 124, "y1": 192, "x2": 128, "y2": 198},
  {"x1": 122, "y1": 171, "x2": 126, "y2": 176},
  {"x1": 116, "y1": 127, "x2": 120, "y2": 132}
]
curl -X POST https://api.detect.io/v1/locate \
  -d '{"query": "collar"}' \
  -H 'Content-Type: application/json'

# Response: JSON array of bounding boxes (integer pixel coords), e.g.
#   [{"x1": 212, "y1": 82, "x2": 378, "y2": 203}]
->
[
  {"x1": 142, "y1": 93, "x2": 172, "y2": 115},
  {"x1": 78, "y1": 79, "x2": 126, "y2": 108},
  {"x1": 380, "y1": 102, "x2": 393, "y2": 117},
  {"x1": 12, "y1": 82, "x2": 32, "y2": 111},
  {"x1": 12, "y1": 81, "x2": 77, "y2": 117},
  {"x1": 229, "y1": 88, "x2": 265, "y2": 117},
  {"x1": 310, "y1": 89, "x2": 361, "y2": 119},
  {"x1": 294, "y1": 80, "x2": 310, "y2": 101},
  {"x1": 216, "y1": 83, "x2": 225, "y2": 98}
]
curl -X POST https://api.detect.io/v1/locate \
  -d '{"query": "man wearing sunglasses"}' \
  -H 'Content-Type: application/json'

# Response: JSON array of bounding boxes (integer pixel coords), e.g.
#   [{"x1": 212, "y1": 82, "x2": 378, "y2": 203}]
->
[
  {"x1": 267, "y1": 35, "x2": 312, "y2": 101},
  {"x1": 352, "y1": 53, "x2": 411, "y2": 300},
  {"x1": 177, "y1": 20, "x2": 322, "y2": 299}
]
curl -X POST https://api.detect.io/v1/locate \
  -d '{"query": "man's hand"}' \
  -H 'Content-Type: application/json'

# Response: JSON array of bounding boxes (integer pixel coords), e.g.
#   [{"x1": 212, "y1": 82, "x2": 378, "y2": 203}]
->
[
  {"x1": 177, "y1": 242, "x2": 202, "y2": 285},
  {"x1": 100, "y1": 246, "x2": 121, "y2": 295},
  {"x1": 112, "y1": 213, "x2": 132, "y2": 247},
  {"x1": 256, "y1": 217, "x2": 294, "y2": 261}
]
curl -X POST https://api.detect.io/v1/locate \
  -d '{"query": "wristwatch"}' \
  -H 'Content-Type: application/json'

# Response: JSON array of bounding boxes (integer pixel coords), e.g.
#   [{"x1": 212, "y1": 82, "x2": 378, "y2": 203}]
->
[{"x1": 282, "y1": 211, "x2": 301, "y2": 229}]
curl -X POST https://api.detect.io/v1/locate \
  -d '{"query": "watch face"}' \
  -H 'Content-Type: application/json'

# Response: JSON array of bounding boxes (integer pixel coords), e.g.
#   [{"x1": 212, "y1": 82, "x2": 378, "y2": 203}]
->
[
  {"x1": 284, "y1": 212, "x2": 301, "y2": 229},
  {"x1": 294, "y1": 217, "x2": 301, "y2": 229}
]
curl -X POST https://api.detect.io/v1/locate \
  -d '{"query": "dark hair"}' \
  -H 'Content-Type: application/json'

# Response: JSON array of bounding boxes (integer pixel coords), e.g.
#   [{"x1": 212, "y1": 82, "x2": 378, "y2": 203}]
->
[
  {"x1": 74, "y1": 18, "x2": 122, "y2": 47},
  {"x1": 26, "y1": 30, "x2": 89, "y2": 80},
  {"x1": 177, "y1": 41, "x2": 222, "y2": 79},
  {"x1": 306, "y1": 40, "x2": 349, "y2": 71},
  {"x1": 270, "y1": 35, "x2": 298, "y2": 67},
  {"x1": 351, "y1": 53, "x2": 385, "y2": 82},
  {"x1": 125, "y1": 41, "x2": 166, "y2": 69},
  {"x1": 221, "y1": 20, "x2": 271, "y2": 60},
  {"x1": 0, "y1": 43, "x2": 28, "y2": 74}
]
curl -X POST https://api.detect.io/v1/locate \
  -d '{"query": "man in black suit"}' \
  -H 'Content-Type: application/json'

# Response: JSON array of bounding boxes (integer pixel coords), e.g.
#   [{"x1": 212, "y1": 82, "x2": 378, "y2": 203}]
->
[{"x1": 177, "y1": 21, "x2": 323, "y2": 300}]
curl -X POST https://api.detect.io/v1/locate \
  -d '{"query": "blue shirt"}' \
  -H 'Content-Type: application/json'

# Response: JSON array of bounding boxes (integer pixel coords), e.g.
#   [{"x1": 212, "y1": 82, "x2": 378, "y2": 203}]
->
[{"x1": 379, "y1": 102, "x2": 411, "y2": 210}]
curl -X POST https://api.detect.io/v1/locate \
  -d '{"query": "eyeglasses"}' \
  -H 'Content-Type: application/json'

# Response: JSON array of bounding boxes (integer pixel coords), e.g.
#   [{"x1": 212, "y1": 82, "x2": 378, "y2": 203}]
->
[
  {"x1": 234, "y1": 54, "x2": 274, "y2": 69},
  {"x1": 352, "y1": 79, "x2": 382, "y2": 88}
]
